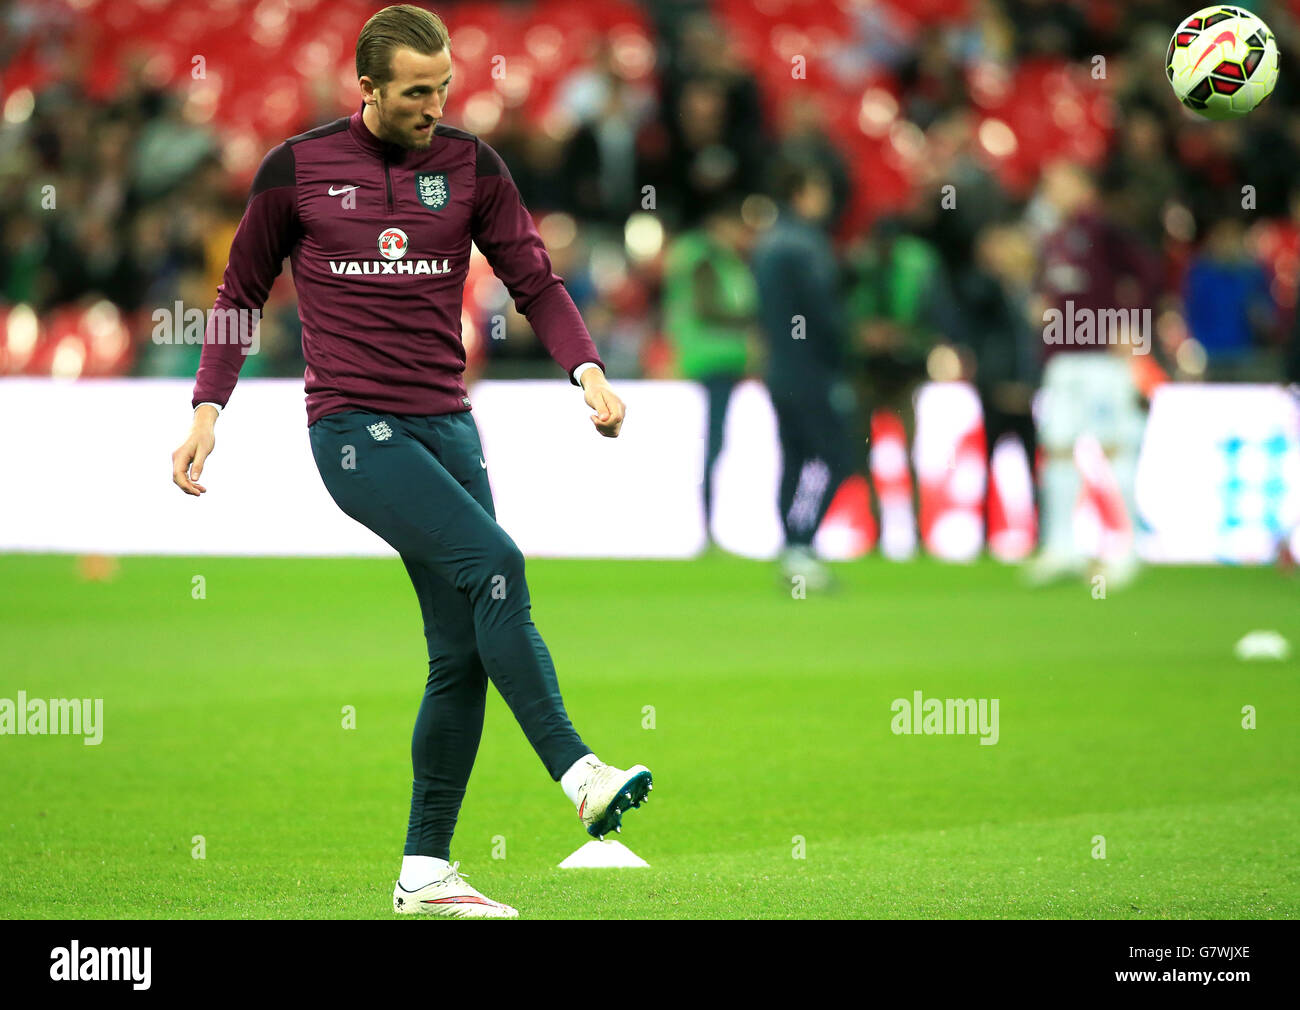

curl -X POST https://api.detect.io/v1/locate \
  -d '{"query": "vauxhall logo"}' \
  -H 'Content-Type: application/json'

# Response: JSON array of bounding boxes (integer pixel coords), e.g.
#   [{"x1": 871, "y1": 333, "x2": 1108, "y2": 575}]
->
[
  {"x1": 328, "y1": 227, "x2": 451, "y2": 276},
  {"x1": 378, "y1": 226, "x2": 408, "y2": 259}
]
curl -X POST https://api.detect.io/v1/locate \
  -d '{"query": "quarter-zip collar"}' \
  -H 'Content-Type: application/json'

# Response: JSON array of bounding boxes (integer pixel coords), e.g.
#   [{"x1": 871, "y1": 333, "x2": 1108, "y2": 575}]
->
[{"x1": 349, "y1": 104, "x2": 409, "y2": 163}]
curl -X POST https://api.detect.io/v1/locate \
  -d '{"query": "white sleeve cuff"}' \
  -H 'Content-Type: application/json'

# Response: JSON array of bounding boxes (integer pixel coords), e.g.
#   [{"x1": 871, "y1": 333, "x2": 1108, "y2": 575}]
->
[
  {"x1": 573, "y1": 362, "x2": 602, "y2": 385},
  {"x1": 196, "y1": 402, "x2": 223, "y2": 415}
]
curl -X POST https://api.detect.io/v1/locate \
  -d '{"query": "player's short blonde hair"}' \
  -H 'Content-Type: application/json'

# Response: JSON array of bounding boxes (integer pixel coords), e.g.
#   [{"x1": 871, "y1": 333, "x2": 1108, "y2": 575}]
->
[{"x1": 356, "y1": 4, "x2": 450, "y2": 91}]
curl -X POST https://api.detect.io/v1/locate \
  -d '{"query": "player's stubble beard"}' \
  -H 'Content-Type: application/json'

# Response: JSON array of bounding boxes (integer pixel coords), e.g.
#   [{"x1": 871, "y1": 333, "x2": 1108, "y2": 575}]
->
[{"x1": 372, "y1": 97, "x2": 436, "y2": 152}]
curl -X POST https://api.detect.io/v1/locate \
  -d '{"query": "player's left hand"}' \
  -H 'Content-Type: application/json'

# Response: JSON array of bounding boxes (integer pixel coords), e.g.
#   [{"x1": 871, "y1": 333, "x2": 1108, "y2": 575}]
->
[{"x1": 581, "y1": 370, "x2": 625, "y2": 438}]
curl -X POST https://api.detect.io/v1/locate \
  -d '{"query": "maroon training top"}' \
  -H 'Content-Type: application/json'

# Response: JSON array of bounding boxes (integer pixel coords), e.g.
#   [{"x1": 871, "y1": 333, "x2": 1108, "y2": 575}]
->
[
  {"x1": 191, "y1": 107, "x2": 604, "y2": 424},
  {"x1": 1037, "y1": 208, "x2": 1162, "y2": 361}
]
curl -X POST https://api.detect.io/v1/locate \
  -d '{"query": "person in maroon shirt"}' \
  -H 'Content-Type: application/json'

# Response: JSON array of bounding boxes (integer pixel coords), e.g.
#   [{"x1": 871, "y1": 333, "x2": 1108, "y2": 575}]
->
[
  {"x1": 169, "y1": 4, "x2": 652, "y2": 918},
  {"x1": 1029, "y1": 162, "x2": 1155, "y2": 588}
]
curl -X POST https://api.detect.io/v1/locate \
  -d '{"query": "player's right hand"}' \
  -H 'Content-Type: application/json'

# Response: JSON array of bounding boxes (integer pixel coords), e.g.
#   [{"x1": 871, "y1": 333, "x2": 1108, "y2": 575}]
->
[{"x1": 172, "y1": 410, "x2": 217, "y2": 495}]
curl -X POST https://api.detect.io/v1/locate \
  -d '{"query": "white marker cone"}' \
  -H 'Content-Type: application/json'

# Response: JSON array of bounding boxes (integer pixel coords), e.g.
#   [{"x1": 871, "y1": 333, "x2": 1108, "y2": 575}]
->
[
  {"x1": 558, "y1": 840, "x2": 650, "y2": 869},
  {"x1": 1234, "y1": 630, "x2": 1291, "y2": 661}
]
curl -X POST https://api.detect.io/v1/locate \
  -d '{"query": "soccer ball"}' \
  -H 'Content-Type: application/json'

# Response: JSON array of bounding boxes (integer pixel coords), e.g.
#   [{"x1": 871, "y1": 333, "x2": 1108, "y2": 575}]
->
[{"x1": 1166, "y1": 6, "x2": 1279, "y2": 120}]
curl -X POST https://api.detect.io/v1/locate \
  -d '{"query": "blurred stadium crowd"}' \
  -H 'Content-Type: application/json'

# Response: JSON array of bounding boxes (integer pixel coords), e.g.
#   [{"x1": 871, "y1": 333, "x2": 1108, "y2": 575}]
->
[{"x1": 3, "y1": 0, "x2": 1300, "y2": 400}]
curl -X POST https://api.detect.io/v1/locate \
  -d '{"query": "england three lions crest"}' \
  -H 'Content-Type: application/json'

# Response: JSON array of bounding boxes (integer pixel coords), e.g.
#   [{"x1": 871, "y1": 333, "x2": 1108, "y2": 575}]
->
[{"x1": 416, "y1": 172, "x2": 449, "y2": 212}]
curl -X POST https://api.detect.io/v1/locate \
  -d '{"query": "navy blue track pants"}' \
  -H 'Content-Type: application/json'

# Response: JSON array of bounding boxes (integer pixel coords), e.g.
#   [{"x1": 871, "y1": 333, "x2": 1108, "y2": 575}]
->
[{"x1": 308, "y1": 408, "x2": 590, "y2": 860}]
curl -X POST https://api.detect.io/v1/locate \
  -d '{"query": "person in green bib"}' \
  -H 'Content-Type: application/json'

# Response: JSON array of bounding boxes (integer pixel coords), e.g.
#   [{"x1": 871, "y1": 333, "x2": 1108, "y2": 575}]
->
[{"x1": 663, "y1": 197, "x2": 759, "y2": 547}]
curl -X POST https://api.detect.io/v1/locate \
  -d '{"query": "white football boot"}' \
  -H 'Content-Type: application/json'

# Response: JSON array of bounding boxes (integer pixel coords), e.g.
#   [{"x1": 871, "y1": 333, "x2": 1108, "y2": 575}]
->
[
  {"x1": 392, "y1": 862, "x2": 519, "y2": 918},
  {"x1": 575, "y1": 759, "x2": 653, "y2": 839},
  {"x1": 779, "y1": 546, "x2": 835, "y2": 592},
  {"x1": 1024, "y1": 550, "x2": 1087, "y2": 587},
  {"x1": 1097, "y1": 551, "x2": 1140, "y2": 592}
]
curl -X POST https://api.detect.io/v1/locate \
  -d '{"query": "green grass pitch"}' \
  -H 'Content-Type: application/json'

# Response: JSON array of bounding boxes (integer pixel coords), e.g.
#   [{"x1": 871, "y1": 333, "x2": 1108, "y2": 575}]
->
[{"x1": 1, "y1": 552, "x2": 1296, "y2": 919}]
